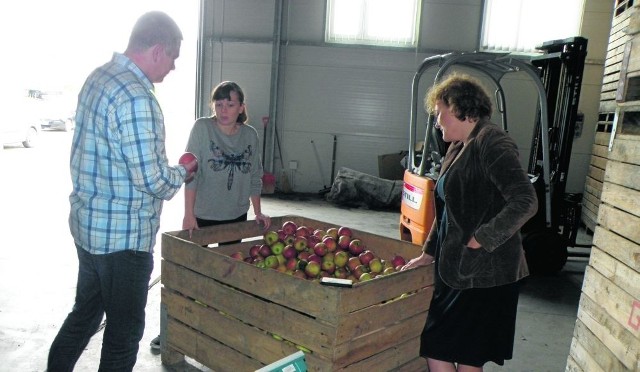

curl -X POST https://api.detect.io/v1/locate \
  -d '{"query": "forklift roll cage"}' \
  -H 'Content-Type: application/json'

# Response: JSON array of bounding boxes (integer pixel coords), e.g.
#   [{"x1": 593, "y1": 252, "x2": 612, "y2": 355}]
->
[{"x1": 402, "y1": 37, "x2": 588, "y2": 273}]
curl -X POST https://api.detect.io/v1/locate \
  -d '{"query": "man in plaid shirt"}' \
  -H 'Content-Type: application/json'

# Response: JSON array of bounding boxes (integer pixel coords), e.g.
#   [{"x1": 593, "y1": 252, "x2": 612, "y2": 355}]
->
[{"x1": 47, "y1": 11, "x2": 197, "y2": 372}]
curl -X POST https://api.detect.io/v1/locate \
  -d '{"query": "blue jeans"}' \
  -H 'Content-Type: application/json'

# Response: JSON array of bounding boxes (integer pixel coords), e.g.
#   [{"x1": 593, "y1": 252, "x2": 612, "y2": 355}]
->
[{"x1": 48, "y1": 245, "x2": 153, "y2": 372}]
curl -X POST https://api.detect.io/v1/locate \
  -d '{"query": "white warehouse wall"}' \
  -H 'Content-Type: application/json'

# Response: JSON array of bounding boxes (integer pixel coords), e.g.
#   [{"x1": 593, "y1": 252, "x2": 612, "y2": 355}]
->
[{"x1": 198, "y1": 0, "x2": 613, "y2": 195}]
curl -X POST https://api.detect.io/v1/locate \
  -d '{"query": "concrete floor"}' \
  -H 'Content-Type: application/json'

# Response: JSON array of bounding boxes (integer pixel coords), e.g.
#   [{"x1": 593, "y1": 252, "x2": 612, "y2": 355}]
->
[{"x1": 0, "y1": 132, "x2": 590, "y2": 371}]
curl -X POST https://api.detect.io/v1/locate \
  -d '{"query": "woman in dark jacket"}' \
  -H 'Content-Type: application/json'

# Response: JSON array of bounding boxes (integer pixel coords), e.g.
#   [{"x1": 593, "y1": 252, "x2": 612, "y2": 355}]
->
[{"x1": 402, "y1": 73, "x2": 537, "y2": 371}]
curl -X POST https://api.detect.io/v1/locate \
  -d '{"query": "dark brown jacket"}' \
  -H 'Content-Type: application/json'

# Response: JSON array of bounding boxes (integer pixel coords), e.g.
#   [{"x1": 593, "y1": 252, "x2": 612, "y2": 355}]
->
[{"x1": 423, "y1": 119, "x2": 537, "y2": 289}]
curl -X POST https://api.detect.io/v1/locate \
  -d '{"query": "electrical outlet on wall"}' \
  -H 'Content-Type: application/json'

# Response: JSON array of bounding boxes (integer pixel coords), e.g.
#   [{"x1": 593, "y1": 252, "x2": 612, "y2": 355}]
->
[{"x1": 289, "y1": 160, "x2": 298, "y2": 170}]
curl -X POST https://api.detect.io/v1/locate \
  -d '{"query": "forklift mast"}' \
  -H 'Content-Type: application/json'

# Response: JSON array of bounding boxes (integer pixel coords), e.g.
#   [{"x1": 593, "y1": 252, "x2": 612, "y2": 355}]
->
[
  {"x1": 400, "y1": 37, "x2": 588, "y2": 273},
  {"x1": 525, "y1": 37, "x2": 588, "y2": 243}
]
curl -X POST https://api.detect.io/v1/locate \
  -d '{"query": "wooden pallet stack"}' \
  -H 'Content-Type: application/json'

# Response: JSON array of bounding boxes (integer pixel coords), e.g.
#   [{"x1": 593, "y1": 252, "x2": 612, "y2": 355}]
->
[{"x1": 568, "y1": 2, "x2": 640, "y2": 370}]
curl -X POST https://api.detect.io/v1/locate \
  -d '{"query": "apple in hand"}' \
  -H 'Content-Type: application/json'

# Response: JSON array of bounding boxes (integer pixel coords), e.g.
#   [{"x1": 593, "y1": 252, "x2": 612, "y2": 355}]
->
[{"x1": 179, "y1": 152, "x2": 198, "y2": 173}]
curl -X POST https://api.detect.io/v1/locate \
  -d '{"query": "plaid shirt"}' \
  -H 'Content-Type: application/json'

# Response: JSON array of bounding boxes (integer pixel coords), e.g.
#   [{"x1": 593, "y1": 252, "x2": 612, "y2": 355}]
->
[{"x1": 69, "y1": 53, "x2": 186, "y2": 254}]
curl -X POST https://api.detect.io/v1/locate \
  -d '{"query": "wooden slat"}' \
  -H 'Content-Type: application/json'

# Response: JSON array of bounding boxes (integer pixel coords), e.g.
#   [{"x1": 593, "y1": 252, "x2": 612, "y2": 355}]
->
[
  {"x1": 585, "y1": 176, "x2": 604, "y2": 199},
  {"x1": 594, "y1": 132, "x2": 611, "y2": 146},
  {"x1": 609, "y1": 138, "x2": 640, "y2": 165},
  {"x1": 569, "y1": 320, "x2": 614, "y2": 372},
  {"x1": 588, "y1": 246, "x2": 640, "y2": 302},
  {"x1": 582, "y1": 265, "x2": 640, "y2": 337},
  {"x1": 597, "y1": 203, "x2": 640, "y2": 245},
  {"x1": 576, "y1": 292, "x2": 640, "y2": 371},
  {"x1": 592, "y1": 143, "x2": 610, "y2": 159},
  {"x1": 588, "y1": 164, "x2": 606, "y2": 183},
  {"x1": 601, "y1": 182, "x2": 640, "y2": 218}
]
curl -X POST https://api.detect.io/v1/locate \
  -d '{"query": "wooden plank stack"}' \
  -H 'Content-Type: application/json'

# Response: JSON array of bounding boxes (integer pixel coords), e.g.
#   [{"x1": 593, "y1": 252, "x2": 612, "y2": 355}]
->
[
  {"x1": 569, "y1": 2, "x2": 640, "y2": 369},
  {"x1": 583, "y1": 0, "x2": 637, "y2": 232},
  {"x1": 159, "y1": 215, "x2": 432, "y2": 371}
]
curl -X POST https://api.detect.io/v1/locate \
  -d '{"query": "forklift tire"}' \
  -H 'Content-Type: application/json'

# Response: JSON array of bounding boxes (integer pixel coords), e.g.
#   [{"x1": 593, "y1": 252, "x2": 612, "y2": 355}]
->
[{"x1": 522, "y1": 228, "x2": 568, "y2": 275}]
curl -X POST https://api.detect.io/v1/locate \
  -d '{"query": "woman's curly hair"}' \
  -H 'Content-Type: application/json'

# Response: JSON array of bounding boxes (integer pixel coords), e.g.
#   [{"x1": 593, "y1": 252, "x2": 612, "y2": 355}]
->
[{"x1": 425, "y1": 73, "x2": 492, "y2": 121}]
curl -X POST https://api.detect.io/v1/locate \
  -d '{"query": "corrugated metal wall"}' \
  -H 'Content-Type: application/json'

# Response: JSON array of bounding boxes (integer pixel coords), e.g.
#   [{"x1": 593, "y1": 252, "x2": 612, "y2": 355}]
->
[{"x1": 197, "y1": 0, "x2": 610, "y2": 194}]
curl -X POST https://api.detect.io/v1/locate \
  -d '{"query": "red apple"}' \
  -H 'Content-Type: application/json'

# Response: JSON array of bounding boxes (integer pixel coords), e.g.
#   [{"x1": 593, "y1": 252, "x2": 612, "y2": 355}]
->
[
  {"x1": 313, "y1": 229, "x2": 326, "y2": 239},
  {"x1": 325, "y1": 227, "x2": 339, "y2": 239},
  {"x1": 297, "y1": 251, "x2": 311, "y2": 261},
  {"x1": 259, "y1": 244, "x2": 272, "y2": 258},
  {"x1": 338, "y1": 226, "x2": 353, "y2": 238},
  {"x1": 348, "y1": 239, "x2": 365, "y2": 256},
  {"x1": 352, "y1": 264, "x2": 367, "y2": 279},
  {"x1": 307, "y1": 234, "x2": 320, "y2": 247},
  {"x1": 230, "y1": 251, "x2": 244, "y2": 260},
  {"x1": 295, "y1": 226, "x2": 311, "y2": 237},
  {"x1": 313, "y1": 242, "x2": 328, "y2": 257},
  {"x1": 347, "y1": 256, "x2": 362, "y2": 272},
  {"x1": 249, "y1": 244, "x2": 261, "y2": 259},
  {"x1": 244, "y1": 257, "x2": 253, "y2": 264},
  {"x1": 179, "y1": 152, "x2": 198, "y2": 172},
  {"x1": 307, "y1": 254, "x2": 322, "y2": 264},
  {"x1": 285, "y1": 257, "x2": 298, "y2": 271},
  {"x1": 337, "y1": 235, "x2": 351, "y2": 250},
  {"x1": 359, "y1": 250, "x2": 375, "y2": 266},
  {"x1": 391, "y1": 254, "x2": 407, "y2": 268},
  {"x1": 282, "y1": 220, "x2": 298, "y2": 236},
  {"x1": 283, "y1": 245, "x2": 297, "y2": 259},
  {"x1": 322, "y1": 236, "x2": 337, "y2": 253}
]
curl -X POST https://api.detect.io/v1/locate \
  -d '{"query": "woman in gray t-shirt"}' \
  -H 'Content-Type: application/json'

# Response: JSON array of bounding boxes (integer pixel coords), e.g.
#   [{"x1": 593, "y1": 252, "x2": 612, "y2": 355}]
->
[{"x1": 184, "y1": 81, "x2": 271, "y2": 235}]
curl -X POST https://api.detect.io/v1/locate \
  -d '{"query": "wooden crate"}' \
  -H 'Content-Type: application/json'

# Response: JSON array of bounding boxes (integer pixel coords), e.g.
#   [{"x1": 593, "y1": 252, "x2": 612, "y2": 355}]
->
[{"x1": 160, "y1": 215, "x2": 433, "y2": 371}]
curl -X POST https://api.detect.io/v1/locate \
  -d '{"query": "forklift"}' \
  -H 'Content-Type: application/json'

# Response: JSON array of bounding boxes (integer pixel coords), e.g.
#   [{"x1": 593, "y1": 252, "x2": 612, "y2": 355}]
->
[{"x1": 399, "y1": 37, "x2": 588, "y2": 274}]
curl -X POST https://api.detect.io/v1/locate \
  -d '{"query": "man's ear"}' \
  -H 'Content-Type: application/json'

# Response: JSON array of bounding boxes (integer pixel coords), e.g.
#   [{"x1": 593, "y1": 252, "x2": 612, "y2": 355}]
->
[{"x1": 151, "y1": 44, "x2": 164, "y2": 62}]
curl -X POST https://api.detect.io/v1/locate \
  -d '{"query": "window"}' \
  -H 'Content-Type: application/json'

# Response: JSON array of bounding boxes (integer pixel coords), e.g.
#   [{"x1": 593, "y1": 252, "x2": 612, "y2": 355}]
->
[
  {"x1": 326, "y1": 0, "x2": 421, "y2": 48},
  {"x1": 481, "y1": 0, "x2": 585, "y2": 53}
]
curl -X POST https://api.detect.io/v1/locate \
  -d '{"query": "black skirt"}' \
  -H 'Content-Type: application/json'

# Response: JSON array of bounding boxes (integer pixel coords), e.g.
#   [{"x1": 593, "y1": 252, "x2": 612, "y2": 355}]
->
[
  {"x1": 420, "y1": 272, "x2": 520, "y2": 366},
  {"x1": 421, "y1": 173, "x2": 521, "y2": 367}
]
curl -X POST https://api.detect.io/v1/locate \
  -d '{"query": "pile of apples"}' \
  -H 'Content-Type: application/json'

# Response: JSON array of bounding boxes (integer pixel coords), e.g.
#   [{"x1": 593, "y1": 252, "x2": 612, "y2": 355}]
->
[{"x1": 229, "y1": 220, "x2": 407, "y2": 283}]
